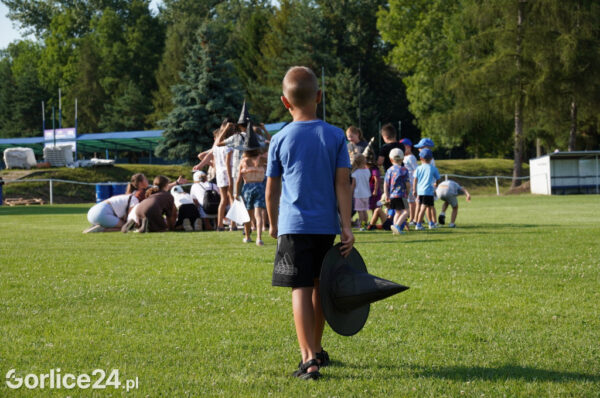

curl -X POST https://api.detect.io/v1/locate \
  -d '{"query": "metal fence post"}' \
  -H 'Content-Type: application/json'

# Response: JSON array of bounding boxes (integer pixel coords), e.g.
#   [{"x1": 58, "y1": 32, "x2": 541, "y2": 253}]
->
[
  {"x1": 495, "y1": 176, "x2": 500, "y2": 196},
  {"x1": 49, "y1": 179, "x2": 53, "y2": 205}
]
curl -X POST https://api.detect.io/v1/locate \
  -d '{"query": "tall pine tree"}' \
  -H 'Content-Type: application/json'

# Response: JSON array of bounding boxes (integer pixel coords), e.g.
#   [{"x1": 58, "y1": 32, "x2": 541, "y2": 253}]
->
[{"x1": 155, "y1": 22, "x2": 243, "y2": 162}]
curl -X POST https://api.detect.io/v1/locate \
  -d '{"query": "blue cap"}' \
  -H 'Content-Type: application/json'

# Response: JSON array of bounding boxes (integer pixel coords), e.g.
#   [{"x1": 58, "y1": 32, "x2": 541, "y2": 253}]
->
[
  {"x1": 414, "y1": 138, "x2": 434, "y2": 148},
  {"x1": 419, "y1": 148, "x2": 433, "y2": 160},
  {"x1": 399, "y1": 138, "x2": 412, "y2": 147}
]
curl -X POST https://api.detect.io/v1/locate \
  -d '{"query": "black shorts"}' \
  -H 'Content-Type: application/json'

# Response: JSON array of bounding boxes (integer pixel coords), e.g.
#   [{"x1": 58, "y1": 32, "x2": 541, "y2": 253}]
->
[
  {"x1": 272, "y1": 234, "x2": 336, "y2": 288},
  {"x1": 418, "y1": 195, "x2": 434, "y2": 206},
  {"x1": 389, "y1": 198, "x2": 406, "y2": 210},
  {"x1": 175, "y1": 203, "x2": 200, "y2": 226}
]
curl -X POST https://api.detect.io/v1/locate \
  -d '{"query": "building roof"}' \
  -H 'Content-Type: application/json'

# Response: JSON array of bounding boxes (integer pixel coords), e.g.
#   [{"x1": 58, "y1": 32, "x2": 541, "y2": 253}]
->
[
  {"x1": 0, "y1": 122, "x2": 289, "y2": 156},
  {"x1": 530, "y1": 150, "x2": 600, "y2": 161}
]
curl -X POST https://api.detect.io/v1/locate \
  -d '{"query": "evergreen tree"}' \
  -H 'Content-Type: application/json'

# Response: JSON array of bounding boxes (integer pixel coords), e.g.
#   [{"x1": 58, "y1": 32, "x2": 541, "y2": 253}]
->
[
  {"x1": 327, "y1": 67, "x2": 363, "y2": 130},
  {"x1": 99, "y1": 81, "x2": 153, "y2": 131},
  {"x1": 155, "y1": 23, "x2": 243, "y2": 162},
  {"x1": 149, "y1": 0, "x2": 219, "y2": 125}
]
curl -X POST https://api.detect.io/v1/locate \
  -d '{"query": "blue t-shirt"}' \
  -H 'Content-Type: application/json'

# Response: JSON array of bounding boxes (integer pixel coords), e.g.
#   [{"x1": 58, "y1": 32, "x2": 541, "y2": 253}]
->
[
  {"x1": 266, "y1": 120, "x2": 351, "y2": 236},
  {"x1": 415, "y1": 163, "x2": 440, "y2": 196},
  {"x1": 384, "y1": 164, "x2": 409, "y2": 199}
]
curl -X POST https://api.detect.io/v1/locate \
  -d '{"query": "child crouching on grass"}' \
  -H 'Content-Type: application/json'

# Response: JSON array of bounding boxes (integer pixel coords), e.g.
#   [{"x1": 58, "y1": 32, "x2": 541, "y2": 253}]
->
[
  {"x1": 383, "y1": 148, "x2": 410, "y2": 235},
  {"x1": 351, "y1": 154, "x2": 371, "y2": 231}
]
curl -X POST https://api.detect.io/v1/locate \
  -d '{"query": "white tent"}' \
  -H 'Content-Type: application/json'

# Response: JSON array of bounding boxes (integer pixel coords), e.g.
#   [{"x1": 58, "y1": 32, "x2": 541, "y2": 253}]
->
[{"x1": 529, "y1": 151, "x2": 600, "y2": 195}]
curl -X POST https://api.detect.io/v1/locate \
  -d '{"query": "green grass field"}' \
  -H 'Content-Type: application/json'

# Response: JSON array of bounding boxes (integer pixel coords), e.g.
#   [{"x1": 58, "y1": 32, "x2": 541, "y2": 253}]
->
[{"x1": 1, "y1": 195, "x2": 599, "y2": 397}]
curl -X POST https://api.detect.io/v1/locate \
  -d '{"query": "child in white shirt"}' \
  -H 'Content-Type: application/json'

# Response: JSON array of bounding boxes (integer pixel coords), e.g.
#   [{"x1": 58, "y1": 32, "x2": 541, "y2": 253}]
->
[{"x1": 351, "y1": 154, "x2": 372, "y2": 231}]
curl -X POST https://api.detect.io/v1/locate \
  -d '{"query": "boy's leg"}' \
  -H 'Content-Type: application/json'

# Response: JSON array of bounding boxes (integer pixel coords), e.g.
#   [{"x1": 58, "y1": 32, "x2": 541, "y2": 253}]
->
[
  {"x1": 292, "y1": 287, "x2": 319, "y2": 373},
  {"x1": 398, "y1": 209, "x2": 409, "y2": 226},
  {"x1": 416, "y1": 203, "x2": 426, "y2": 223},
  {"x1": 441, "y1": 202, "x2": 449, "y2": 214},
  {"x1": 427, "y1": 205, "x2": 435, "y2": 224},
  {"x1": 312, "y1": 279, "x2": 325, "y2": 354},
  {"x1": 451, "y1": 205, "x2": 459, "y2": 224}
]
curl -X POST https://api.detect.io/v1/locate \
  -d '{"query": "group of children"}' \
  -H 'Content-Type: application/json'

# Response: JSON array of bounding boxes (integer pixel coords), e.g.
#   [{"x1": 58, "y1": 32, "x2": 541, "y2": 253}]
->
[{"x1": 349, "y1": 128, "x2": 470, "y2": 233}]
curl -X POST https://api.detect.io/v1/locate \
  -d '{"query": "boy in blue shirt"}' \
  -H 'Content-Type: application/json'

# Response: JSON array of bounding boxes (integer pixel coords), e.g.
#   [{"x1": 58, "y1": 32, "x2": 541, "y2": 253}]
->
[
  {"x1": 383, "y1": 148, "x2": 410, "y2": 235},
  {"x1": 412, "y1": 148, "x2": 440, "y2": 230},
  {"x1": 266, "y1": 66, "x2": 354, "y2": 380}
]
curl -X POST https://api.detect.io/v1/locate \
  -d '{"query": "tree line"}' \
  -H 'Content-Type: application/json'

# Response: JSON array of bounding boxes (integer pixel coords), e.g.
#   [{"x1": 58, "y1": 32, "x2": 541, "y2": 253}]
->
[{"x1": 1, "y1": 0, "x2": 599, "y2": 178}]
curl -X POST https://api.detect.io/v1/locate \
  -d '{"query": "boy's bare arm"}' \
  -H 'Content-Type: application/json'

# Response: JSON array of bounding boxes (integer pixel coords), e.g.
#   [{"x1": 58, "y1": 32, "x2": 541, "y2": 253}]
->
[
  {"x1": 335, "y1": 167, "x2": 354, "y2": 257},
  {"x1": 412, "y1": 177, "x2": 418, "y2": 196},
  {"x1": 266, "y1": 176, "x2": 281, "y2": 239},
  {"x1": 235, "y1": 160, "x2": 244, "y2": 198},
  {"x1": 383, "y1": 181, "x2": 390, "y2": 200}
]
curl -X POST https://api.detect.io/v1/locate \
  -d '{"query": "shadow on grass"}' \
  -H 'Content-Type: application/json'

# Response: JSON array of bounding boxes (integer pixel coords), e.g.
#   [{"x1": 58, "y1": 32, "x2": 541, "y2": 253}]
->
[
  {"x1": 0, "y1": 205, "x2": 88, "y2": 216},
  {"x1": 408, "y1": 364, "x2": 600, "y2": 383},
  {"x1": 456, "y1": 223, "x2": 558, "y2": 230},
  {"x1": 324, "y1": 363, "x2": 600, "y2": 383},
  {"x1": 359, "y1": 240, "x2": 444, "y2": 245}
]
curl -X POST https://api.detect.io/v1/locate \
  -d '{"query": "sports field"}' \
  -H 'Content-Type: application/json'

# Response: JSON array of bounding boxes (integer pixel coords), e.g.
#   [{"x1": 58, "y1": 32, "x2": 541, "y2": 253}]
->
[{"x1": 1, "y1": 195, "x2": 599, "y2": 396}]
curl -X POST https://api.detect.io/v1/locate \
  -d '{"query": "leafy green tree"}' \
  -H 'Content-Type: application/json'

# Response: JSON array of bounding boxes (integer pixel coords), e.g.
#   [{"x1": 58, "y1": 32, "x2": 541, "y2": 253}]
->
[
  {"x1": 0, "y1": 41, "x2": 49, "y2": 138},
  {"x1": 156, "y1": 23, "x2": 243, "y2": 162},
  {"x1": 528, "y1": 0, "x2": 600, "y2": 151}
]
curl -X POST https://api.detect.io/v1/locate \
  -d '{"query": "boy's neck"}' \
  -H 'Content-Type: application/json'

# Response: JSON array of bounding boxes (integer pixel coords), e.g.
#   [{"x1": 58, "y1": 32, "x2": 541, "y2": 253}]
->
[
  {"x1": 383, "y1": 137, "x2": 397, "y2": 144},
  {"x1": 290, "y1": 107, "x2": 319, "y2": 122}
]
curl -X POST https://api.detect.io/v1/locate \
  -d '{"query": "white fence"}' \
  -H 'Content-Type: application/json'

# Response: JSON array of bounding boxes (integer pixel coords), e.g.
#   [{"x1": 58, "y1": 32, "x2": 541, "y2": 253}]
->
[
  {"x1": 1, "y1": 174, "x2": 531, "y2": 205},
  {"x1": 441, "y1": 174, "x2": 530, "y2": 196}
]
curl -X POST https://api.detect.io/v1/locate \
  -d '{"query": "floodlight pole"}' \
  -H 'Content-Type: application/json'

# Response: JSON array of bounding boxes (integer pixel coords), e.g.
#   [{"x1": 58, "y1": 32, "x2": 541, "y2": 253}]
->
[
  {"x1": 322, "y1": 66, "x2": 326, "y2": 123},
  {"x1": 358, "y1": 63, "x2": 361, "y2": 130},
  {"x1": 58, "y1": 88, "x2": 62, "y2": 129},
  {"x1": 74, "y1": 98, "x2": 78, "y2": 160},
  {"x1": 52, "y1": 107, "x2": 56, "y2": 147},
  {"x1": 42, "y1": 101, "x2": 45, "y2": 135}
]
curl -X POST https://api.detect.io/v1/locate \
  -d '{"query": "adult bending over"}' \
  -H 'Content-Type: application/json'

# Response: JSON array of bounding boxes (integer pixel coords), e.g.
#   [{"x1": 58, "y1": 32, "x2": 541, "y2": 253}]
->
[
  {"x1": 134, "y1": 176, "x2": 177, "y2": 233},
  {"x1": 83, "y1": 174, "x2": 144, "y2": 233}
]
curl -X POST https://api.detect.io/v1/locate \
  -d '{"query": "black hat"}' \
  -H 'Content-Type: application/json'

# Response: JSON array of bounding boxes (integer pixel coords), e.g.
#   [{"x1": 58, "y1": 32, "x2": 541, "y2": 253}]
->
[
  {"x1": 320, "y1": 244, "x2": 409, "y2": 336},
  {"x1": 238, "y1": 100, "x2": 249, "y2": 125},
  {"x1": 362, "y1": 137, "x2": 377, "y2": 165},
  {"x1": 241, "y1": 120, "x2": 262, "y2": 151}
]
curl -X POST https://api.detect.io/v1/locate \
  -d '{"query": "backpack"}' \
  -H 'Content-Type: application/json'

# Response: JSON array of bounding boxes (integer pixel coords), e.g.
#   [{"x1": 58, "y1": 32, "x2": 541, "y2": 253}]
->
[{"x1": 201, "y1": 184, "x2": 220, "y2": 215}]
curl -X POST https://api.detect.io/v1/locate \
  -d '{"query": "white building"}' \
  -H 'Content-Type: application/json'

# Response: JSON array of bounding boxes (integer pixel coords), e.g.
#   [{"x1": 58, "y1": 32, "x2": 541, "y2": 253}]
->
[{"x1": 529, "y1": 151, "x2": 600, "y2": 195}]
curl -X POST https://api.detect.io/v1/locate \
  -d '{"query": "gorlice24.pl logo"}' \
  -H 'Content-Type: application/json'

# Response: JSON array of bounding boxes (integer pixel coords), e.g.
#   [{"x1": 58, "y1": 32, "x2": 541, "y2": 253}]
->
[{"x1": 5, "y1": 368, "x2": 138, "y2": 391}]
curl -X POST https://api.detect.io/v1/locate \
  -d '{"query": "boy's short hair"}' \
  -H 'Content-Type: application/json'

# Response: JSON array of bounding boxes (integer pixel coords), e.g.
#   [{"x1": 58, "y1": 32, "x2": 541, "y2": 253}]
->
[
  {"x1": 282, "y1": 66, "x2": 319, "y2": 107},
  {"x1": 381, "y1": 123, "x2": 397, "y2": 139}
]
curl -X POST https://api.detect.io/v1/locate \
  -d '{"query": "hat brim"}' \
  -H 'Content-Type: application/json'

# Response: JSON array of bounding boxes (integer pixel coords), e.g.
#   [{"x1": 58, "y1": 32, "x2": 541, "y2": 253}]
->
[{"x1": 320, "y1": 243, "x2": 370, "y2": 336}]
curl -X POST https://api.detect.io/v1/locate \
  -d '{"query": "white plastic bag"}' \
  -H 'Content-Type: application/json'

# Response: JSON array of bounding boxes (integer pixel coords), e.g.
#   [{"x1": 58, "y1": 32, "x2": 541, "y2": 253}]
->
[{"x1": 226, "y1": 199, "x2": 250, "y2": 225}]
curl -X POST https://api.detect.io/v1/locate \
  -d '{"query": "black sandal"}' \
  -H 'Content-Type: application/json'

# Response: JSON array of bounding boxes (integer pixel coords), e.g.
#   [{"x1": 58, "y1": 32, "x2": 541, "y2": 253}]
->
[
  {"x1": 316, "y1": 349, "x2": 330, "y2": 367},
  {"x1": 292, "y1": 359, "x2": 320, "y2": 380}
]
